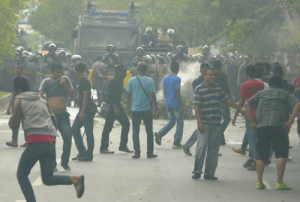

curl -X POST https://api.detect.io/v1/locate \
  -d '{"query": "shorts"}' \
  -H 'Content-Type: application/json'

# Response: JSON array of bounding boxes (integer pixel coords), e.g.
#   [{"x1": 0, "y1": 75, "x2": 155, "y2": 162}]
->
[{"x1": 256, "y1": 126, "x2": 289, "y2": 163}]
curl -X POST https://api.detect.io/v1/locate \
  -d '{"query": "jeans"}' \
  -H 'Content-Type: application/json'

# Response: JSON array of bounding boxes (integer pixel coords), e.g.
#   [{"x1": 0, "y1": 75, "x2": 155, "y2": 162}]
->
[
  {"x1": 101, "y1": 105, "x2": 130, "y2": 150},
  {"x1": 184, "y1": 129, "x2": 199, "y2": 149},
  {"x1": 132, "y1": 110, "x2": 154, "y2": 155},
  {"x1": 12, "y1": 123, "x2": 27, "y2": 142},
  {"x1": 17, "y1": 142, "x2": 71, "y2": 202},
  {"x1": 158, "y1": 107, "x2": 184, "y2": 144},
  {"x1": 219, "y1": 102, "x2": 230, "y2": 143},
  {"x1": 297, "y1": 120, "x2": 300, "y2": 139},
  {"x1": 11, "y1": 102, "x2": 27, "y2": 142},
  {"x1": 55, "y1": 112, "x2": 72, "y2": 166},
  {"x1": 245, "y1": 120, "x2": 257, "y2": 160},
  {"x1": 72, "y1": 111, "x2": 95, "y2": 158},
  {"x1": 241, "y1": 132, "x2": 249, "y2": 151},
  {"x1": 193, "y1": 125, "x2": 220, "y2": 176}
]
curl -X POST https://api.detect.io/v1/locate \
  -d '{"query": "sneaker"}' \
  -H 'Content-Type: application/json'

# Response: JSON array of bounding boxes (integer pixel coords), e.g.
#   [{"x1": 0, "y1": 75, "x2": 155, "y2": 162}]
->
[
  {"x1": 256, "y1": 182, "x2": 266, "y2": 189},
  {"x1": 147, "y1": 154, "x2": 158, "y2": 158},
  {"x1": 100, "y1": 149, "x2": 114, "y2": 154},
  {"x1": 286, "y1": 156, "x2": 292, "y2": 161},
  {"x1": 132, "y1": 153, "x2": 140, "y2": 159},
  {"x1": 247, "y1": 163, "x2": 256, "y2": 171},
  {"x1": 172, "y1": 143, "x2": 182, "y2": 149},
  {"x1": 232, "y1": 147, "x2": 246, "y2": 155},
  {"x1": 74, "y1": 175, "x2": 85, "y2": 198},
  {"x1": 119, "y1": 146, "x2": 134, "y2": 153},
  {"x1": 20, "y1": 142, "x2": 28, "y2": 147},
  {"x1": 61, "y1": 164, "x2": 71, "y2": 171},
  {"x1": 154, "y1": 132, "x2": 161, "y2": 145},
  {"x1": 204, "y1": 175, "x2": 218, "y2": 180},
  {"x1": 72, "y1": 153, "x2": 83, "y2": 161},
  {"x1": 192, "y1": 173, "x2": 201, "y2": 180},
  {"x1": 275, "y1": 182, "x2": 292, "y2": 190},
  {"x1": 183, "y1": 145, "x2": 192, "y2": 156},
  {"x1": 78, "y1": 155, "x2": 93, "y2": 162},
  {"x1": 243, "y1": 159, "x2": 253, "y2": 168},
  {"x1": 6, "y1": 140, "x2": 18, "y2": 147}
]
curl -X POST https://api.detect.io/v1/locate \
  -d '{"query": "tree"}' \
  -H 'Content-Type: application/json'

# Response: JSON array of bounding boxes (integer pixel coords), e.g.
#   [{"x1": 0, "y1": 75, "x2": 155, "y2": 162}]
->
[
  {"x1": 30, "y1": 0, "x2": 300, "y2": 55},
  {"x1": 30, "y1": 0, "x2": 84, "y2": 49},
  {"x1": 0, "y1": 0, "x2": 26, "y2": 65}
]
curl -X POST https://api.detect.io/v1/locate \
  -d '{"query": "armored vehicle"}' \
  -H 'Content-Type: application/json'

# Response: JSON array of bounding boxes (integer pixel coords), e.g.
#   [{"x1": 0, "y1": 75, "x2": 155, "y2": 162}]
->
[{"x1": 72, "y1": 2, "x2": 141, "y2": 67}]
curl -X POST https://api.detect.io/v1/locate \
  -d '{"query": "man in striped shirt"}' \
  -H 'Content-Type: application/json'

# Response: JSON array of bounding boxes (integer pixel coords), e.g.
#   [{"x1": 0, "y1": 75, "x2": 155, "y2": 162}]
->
[{"x1": 192, "y1": 67, "x2": 244, "y2": 180}]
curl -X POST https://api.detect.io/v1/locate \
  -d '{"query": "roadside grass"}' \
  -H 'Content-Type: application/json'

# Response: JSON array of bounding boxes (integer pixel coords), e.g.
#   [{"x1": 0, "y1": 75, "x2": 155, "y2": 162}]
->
[{"x1": 0, "y1": 91, "x2": 10, "y2": 98}]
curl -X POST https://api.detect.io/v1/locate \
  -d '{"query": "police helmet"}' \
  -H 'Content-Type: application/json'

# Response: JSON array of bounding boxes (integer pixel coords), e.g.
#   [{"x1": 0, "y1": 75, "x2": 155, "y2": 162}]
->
[
  {"x1": 176, "y1": 45, "x2": 184, "y2": 52},
  {"x1": 18, "y1": 46, "x2": 24, "y2": 52},
  {"x1": 71, "y1": 55, "x2": 82, "y2": 63},
  {"x1": 59, "y1": 50, "x2": 66, "y2": 55},
  {"x1": 49, "y1": 43, "x2": 56, "y2": 49},
  {"x1": 107, "y1": 44, "x2": 115, "y2": 52},
  {"x1": 145, "y1": 27, "x2": 153, "y2": 34},
  {"x1": 136, "y1": 47, "x2": 144, "y2": 53}
]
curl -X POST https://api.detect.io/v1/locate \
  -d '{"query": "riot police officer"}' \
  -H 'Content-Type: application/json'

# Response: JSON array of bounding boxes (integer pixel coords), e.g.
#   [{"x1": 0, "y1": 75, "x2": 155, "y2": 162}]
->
[
  {"x1": 172, "y1": 45, "x2": 188, "y2": 63},
  {"x1": 44, "y1": 43, "x2": 59, "y2": 65},
  {"x1": 198, "y1": 45, "x2": 213, "y2": 65},
  {"x1": 103, "y1": 44, "x2": 119, "y2": 67},
  {"x1": 133, "y1": 47, "x2": 149, "y2": 67}
]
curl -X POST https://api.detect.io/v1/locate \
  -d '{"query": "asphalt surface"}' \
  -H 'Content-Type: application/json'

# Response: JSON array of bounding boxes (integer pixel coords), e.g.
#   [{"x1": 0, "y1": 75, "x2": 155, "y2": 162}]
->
[{"x1": 0, "y1": 107, "x2": 300, "y2": 202}]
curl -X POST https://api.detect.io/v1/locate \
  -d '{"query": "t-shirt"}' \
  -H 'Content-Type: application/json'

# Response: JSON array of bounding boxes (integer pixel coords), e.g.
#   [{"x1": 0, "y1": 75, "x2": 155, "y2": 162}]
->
[
  {"x1": 216, "y1": 71, "x2": 230, "y2": 95},
  {"x1": 248, "y1": 87, "x2": 297, "y2": 128},
  {"x1": 293, "y1": 76, "x2": 300, "y2": 88},
  {"x1": 240, "y1": 79, "x2": 264, "y2": 116},
  {"x1": 39, "y1": 76, "x2": 73, "y2": 98},
  {"x1": 193, "y1": 83, "x2": 227, "y2": 126},
  {"x1": 163, "y1": 74, "x2": 181, "y2": 108},
  {"x1": 294, "y1": 87, "x2": 300, "y2": 120},
  {"x1": 107, "y1": 77, "x2": 123, "y2": 106},
  {"x1": 78, "y1": 78, "x2": 91, "y2": 110},
  {"x1": 126, "y1": 75, "x2": 156, "y2": 111},
  {"x1": 192, "y1": 76, "x2": 204, "y2": 90}
]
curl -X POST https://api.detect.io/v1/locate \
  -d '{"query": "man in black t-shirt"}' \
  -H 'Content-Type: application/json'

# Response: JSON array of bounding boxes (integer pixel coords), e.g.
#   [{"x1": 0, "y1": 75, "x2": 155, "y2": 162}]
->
[
  {"x1": 72, "y1": 62, "x2": 96, "y2": 162},
  {"x1": 100, "y1": 65, "x2": 133, "y2": 154},
  {"x1": 213, "y1": 60, "x2": 231, "y2": 145},
  {"x1": 6, "y1": 63, "x2": 28, "y2": 147}
]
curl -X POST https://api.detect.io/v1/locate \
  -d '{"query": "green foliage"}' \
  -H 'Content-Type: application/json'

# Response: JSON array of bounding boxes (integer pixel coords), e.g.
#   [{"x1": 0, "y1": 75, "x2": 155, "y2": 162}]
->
[
  {"x1": 29, "y1": 0, "x2": 300, "y2": 55},
  {"x1": 30, "y1": 0, "x2": 84, "y2": 49},
  {"x1": 0, "y1": 0, "x2": 26, "y2": 66}
]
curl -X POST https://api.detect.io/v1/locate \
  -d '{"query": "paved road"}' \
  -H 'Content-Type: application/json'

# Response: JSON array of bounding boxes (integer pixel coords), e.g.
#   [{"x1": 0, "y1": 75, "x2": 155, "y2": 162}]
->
[{"x1": 0, "y1": 107, "x2": 300, "y2": 202}]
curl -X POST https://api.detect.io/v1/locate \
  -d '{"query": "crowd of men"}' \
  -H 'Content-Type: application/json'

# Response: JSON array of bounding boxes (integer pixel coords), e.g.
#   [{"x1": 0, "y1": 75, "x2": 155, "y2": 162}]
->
[{"x1": 3, "y1": 41, "x2": 300, "y2": 201}]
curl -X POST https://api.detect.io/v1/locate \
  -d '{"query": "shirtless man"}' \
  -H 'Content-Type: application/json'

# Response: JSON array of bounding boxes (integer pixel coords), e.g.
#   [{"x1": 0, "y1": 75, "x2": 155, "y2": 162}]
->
[{"x1": 39, "y1": 63, "x2": 74, "y2": 171}]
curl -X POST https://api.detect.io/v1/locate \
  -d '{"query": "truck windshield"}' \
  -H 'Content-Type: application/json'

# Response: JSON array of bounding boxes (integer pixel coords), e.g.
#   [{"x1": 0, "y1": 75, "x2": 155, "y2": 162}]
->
[{"x1": 80, "y1": 27, "x2": 138, "y2": 50}]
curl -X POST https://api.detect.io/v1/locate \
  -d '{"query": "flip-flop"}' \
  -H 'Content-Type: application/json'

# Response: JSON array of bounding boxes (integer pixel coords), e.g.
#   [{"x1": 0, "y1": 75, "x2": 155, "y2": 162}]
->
[{"x1": 75, "y1": 175, "x2": 85, "y2": 198}]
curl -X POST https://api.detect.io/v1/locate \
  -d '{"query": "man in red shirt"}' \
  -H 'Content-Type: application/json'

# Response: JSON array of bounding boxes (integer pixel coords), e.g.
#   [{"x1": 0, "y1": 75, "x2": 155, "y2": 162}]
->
[{"x1": 232, "y1": 65, "x2": 264, "y2": 170}]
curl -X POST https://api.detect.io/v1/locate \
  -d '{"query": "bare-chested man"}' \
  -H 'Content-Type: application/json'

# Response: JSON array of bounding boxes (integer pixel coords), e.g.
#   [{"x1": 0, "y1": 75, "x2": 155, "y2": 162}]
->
[{"x1": 39, "y1": 63, "x2": 74, "y2": 171}]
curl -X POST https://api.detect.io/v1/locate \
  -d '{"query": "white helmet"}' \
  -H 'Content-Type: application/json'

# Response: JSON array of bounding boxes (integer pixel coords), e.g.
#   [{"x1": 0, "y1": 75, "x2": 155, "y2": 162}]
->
[
  {"x1": 49, "y1": 43, "x2": 56, "y2": 49},
  {"x1": 71, "y1": 55, "x2": 82, "y2": 63}
]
